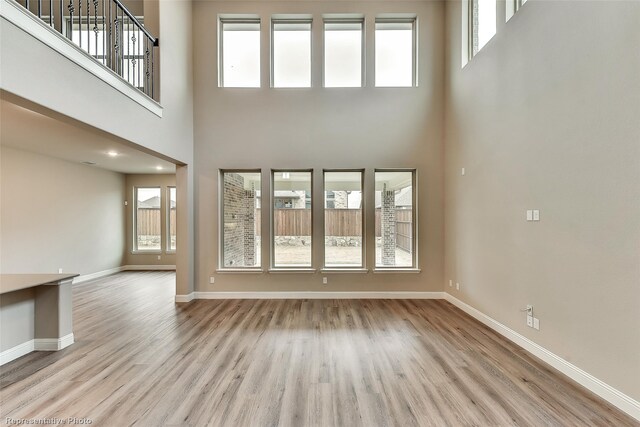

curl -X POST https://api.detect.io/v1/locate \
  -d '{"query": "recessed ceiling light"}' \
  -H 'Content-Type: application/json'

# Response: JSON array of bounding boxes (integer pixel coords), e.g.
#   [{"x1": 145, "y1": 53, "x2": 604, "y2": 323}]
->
[
  {"x1": 156, "y1": 166, "x2": 163, "y2": 170},
  {"x1": 107, "y1": 151, "x2": 118, "y2": 157}
]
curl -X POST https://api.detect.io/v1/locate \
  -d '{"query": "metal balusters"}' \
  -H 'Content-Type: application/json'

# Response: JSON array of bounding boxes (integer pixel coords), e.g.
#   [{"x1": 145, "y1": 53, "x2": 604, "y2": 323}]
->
[
  {"x1": 151, "y1": 39, "x2": 154, "y2": 99},
  {"x1": 49, "y1": 0, "x2": 52, "y2": 25},
  {"x1": 67, "y1": 0, "x2": 74, "y2": 41},
  {"x1": 86, "y1": 0, "x2": 89, "y2": 53},
  {"x1": 102, "y1": 0, "x2": 106, "y2": 65},
  {"x1": 59, "y1": 0, "x2": 64, "y2": 34},
  {"x1": 37, "y1": 0, "x2": 41, "y2": 19},
  {"x1": 145, "y1": 38, "x2": 150, "y2": 96},
  {"x1": 77, "y1": 0, "x2": 81, "y2": 47},
  {"x1": 107, "y1": 0, "x2": 112, "y2": 68}
]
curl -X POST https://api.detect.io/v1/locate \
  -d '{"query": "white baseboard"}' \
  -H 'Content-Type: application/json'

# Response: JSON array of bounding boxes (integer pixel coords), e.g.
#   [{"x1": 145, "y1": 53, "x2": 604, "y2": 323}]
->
[
  {"x1": 0, "y1": 333, "x2": 74, "y2": 366},
  {"x1": 74, "y1": 266, "x2": 125, "y2": 284},
  {"x1": 175, "y1": 293, "x2": 195, "y2": 303},
  {"x1": 0, "y1": 340, "x2": 35, "y2": 365},
  {"x1": 192, "y1": 291, "x2": 445, "y2": 300},
  {"x1": 34, "y1": 333, "x2": 74, "y2": 351},
  {"x1": 444, "y1": 293, "x2": 640, "y2": 422},
  {"x1": 123, "y1": 265, "x2": 176, "y2": 271}
]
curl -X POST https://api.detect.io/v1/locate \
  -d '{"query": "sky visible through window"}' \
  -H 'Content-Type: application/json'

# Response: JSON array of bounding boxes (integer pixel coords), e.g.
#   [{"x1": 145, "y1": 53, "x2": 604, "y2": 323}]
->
[
  {"x1": 273, "y1": 22, "x2": 312, "y2": 88},
  {"x1": 222, "y1": 23, "x2": 261, "y2": 87},
  {"x1": 375, "y1": 22, "x2": 413, "y2": 87},
  {"x1": 324, "y1": 22, "x2": 362, "y2": 87},
  {"x1": 476, "y1": 0, "x2": 496, "y2": 53}
]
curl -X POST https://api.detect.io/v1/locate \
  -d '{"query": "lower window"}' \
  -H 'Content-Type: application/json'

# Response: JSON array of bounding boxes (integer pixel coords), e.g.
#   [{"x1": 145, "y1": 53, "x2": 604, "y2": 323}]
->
[
  {"x1": 135, "y1": 187, "x2": 161, "y2": 251},
  {"x1": 221, "y1": 171, "x2": 261, "y2": 268},
  {"x1": 375, "y1": 170, "x2": 416, "y2": 268},
  {"x1": 324, "y1": 171, "x2": 364, "y2": 267},
  {"x1": 272, "y1": 171, "x2": 312, "y2": 267}
]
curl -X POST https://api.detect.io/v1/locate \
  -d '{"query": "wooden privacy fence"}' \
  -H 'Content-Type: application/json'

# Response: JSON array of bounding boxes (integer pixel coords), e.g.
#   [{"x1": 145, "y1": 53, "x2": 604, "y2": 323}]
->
[
  {"x1": 255, "y1": 208, "x2": 412, "y2": 251},
  {"x1": 136, "y1": 208, "x2": 177, "y2": 236}
]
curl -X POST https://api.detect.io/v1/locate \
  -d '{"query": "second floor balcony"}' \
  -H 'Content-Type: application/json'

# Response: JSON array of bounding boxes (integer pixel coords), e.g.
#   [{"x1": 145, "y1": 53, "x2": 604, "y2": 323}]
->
[{"x1": 10, "y1": 0, "x2": 158, "y2": 101}]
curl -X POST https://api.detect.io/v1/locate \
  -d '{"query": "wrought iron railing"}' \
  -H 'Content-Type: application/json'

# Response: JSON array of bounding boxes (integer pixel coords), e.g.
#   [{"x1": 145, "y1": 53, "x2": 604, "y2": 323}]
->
[{"x1": 15, "y1": 0, "x2": 158, "y2": 100}]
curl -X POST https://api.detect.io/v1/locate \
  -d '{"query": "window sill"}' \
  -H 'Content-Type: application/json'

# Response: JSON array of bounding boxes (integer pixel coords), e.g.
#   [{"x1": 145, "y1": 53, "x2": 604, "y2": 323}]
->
[
  {"x1": 131, "y1": 250, "x2": 162, "y2": 254},
  {"x1": 268, "y1": 268, "x2": 317, "y2": 274},
  {"x1": 216, "y1": 268, "x2": 264, "y2": 274},
  {"x1": 372, "y1": 268, "x2": 421, "y2": 274},
  {"x1": 320, "y1": 268, "x2": 369, "y2": 274}
]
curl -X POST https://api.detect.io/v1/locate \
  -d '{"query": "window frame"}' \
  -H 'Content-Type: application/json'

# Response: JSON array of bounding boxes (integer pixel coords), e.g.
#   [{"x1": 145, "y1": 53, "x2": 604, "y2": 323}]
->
[
  {"x1": 374, "y1": 17, "x2": 418, "y2": 88},
  {"x1": 166, "y1": 186, "x2": 176, "y2": 254},
  {"x1": 322, "y1": 169, "x2": 366, "y2": 270},
  {"x1": 133, "y1": 186, "x2": 162, "y2": 254},
  {"x1": 218, "y1": 17, "x2": 262, "y2": 88},
  {"x1": 270, "y1": 17, "x2": 313, "y2": 88},
  {"x1": 373, "y1": 168, "x2": 418, "y2": 271},
  {"x1": 322, "y1": 18, "x2": 365, "y2": 88},
  {"x1": 270, "y1": 169, "x2": 315, "y2": 271},
  {"x1": 218, "y1": 169, "x2": 263, "y2": 271}
]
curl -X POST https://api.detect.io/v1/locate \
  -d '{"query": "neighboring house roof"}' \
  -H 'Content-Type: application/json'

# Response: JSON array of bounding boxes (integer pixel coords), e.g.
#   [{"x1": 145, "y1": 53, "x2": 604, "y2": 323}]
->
[
  {"x1": 138, "y1": 196, "x2": 176, "y2": 209},
  {"x1": 274, "y1": 191, "x2": 302, "y2": 199}
]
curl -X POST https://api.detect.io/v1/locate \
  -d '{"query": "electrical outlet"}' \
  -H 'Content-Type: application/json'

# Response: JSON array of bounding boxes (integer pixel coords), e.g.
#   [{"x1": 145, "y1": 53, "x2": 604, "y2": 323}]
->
[
  {"x1": 526, "y1": 210, "x2": 533, "y2": 221},
  {"x1": 58, "y1": 268, "x2": 63, "y2": 274},
  {"x1": 533, "y1": 210, "x2": 540, "y2": 221},
  {"x1": 526, "y1": 316, "x2": 533, "y2": 328},
  {"x1": 157, "y1": 255, "x2": 161, "y2": 260},
  {"x1": 533, "y1": 317, "x2": 540, "y2": 330},
  {"x1": 322, "y1": 277, "x2": 328, "y2": 285},
  {"x1": 461, "y1": 168, "x2": 465, "y2": 176},
  {"x1": 449, "y1": 280, "x2": 453, "y2": 287},
  {"x1": 456, "y1": 282, "x2": 460, "y2": 290},
  {"x1": 209, "y1": 276, "x2": 215, "y2": 284}
]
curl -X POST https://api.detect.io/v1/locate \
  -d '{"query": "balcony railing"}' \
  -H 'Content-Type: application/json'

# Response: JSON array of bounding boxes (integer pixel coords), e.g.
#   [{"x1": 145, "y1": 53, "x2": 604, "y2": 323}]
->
[{"x1": 14, "y1": 0, "x2": 158, "y2": 100}]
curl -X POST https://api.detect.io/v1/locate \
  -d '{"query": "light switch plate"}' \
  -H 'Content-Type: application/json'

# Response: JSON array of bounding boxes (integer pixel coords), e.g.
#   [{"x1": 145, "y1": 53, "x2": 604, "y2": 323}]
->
[
  {"x1": 527, "y1": 316, "x2": 533, "y2": 327},
  {"x1": 533, "y1": 317, "x2": 540, "y2": 330},
  {"x1": 210, "y1": 276, "x2": 215, "y2": 284},
  {"x1": 533, "y1": 210, "x2": 540, "y2": 221},
  {"x1": 461, "y1": 168, "x2": 465, "y2": 176},
  {"x1": 526, "y1": 210, "x2": 533, "y2": 221}
]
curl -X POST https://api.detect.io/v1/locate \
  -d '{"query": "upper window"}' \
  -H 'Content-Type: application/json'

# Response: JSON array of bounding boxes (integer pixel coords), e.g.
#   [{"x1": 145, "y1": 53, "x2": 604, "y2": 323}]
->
[
  {"x1": 375, "y1": 19, "x2": 415, "y2": 87},
  {"x1": 324, "y1": 20, "x2": 363, "y2": 88},
  {"x1": 168, "y1": 187, "x2": 177, "y2": 252},
  {"x1": 472, "y1": 0, "x2": 496, "y2": 56},
  {"x1": 219, "y1": 19, "x2": 261, "y2": 88},
  {"x1": 135, "y1": 187, "x2": 162, "y2": 252},
  {"x1": 272, "y1": 19, "x2": 312, "y2": 88},
  {"x1": 324, "y1": 171, "x2": 364, "y2": 268},
  {"x1": 221, "y1": 171, "x2": 261, "y2": 268},
  {"x1": 272, "y1": 171, "x2": 312, "y2": 267},
  {"x1": 375, "y1": 171, "x2": 416, "y2": 268}
]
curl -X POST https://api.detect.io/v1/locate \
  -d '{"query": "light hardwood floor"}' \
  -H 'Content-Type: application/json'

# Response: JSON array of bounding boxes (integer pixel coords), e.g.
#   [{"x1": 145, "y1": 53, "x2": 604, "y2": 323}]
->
[{"x1": 0, "y1": 272, "x2": 636, "y2": 426}]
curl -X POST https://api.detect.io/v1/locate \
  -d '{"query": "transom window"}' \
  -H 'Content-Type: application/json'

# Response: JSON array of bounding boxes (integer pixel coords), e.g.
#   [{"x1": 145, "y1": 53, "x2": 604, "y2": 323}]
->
[
  {"x1": 324, "y1": 19, "x2": 364, "y2": 88},
  {"x1": 375, "y1": 19, "x2": 416, "y2": 87},
  {"x1": 272, "y1": 19, "x2": 312, "y2": 88},
  {"x1": 219, "y1": 18, "x2": 261, "y2": 88}
]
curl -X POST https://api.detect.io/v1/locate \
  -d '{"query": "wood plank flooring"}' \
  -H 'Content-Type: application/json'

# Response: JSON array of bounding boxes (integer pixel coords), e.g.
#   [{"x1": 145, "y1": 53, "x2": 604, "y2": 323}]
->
[{"x1": 0, "y1": 272, "x2": 636, "y2": 426}]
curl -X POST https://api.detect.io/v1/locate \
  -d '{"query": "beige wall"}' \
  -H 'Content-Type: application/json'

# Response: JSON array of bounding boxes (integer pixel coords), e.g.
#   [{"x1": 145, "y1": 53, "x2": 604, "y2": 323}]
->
[
  {"x1": 0, "y1": 146, "x2": 126, "y2": 275},
  {"x1": 125, "y1": 174, "x2": 177, "y2": 266},
  {"x1": 193, "y1": 0, "x2": 445, "y2": 292},
  {"x1": 445, "y1": 1, "x2": 640, "y2": 401}
]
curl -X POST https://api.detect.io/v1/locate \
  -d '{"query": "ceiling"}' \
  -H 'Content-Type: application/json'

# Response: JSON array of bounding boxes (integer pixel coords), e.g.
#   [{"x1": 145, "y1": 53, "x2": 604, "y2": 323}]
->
[{"x1": 0, "y1": 100, "x2": 176, "y2": 174}]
